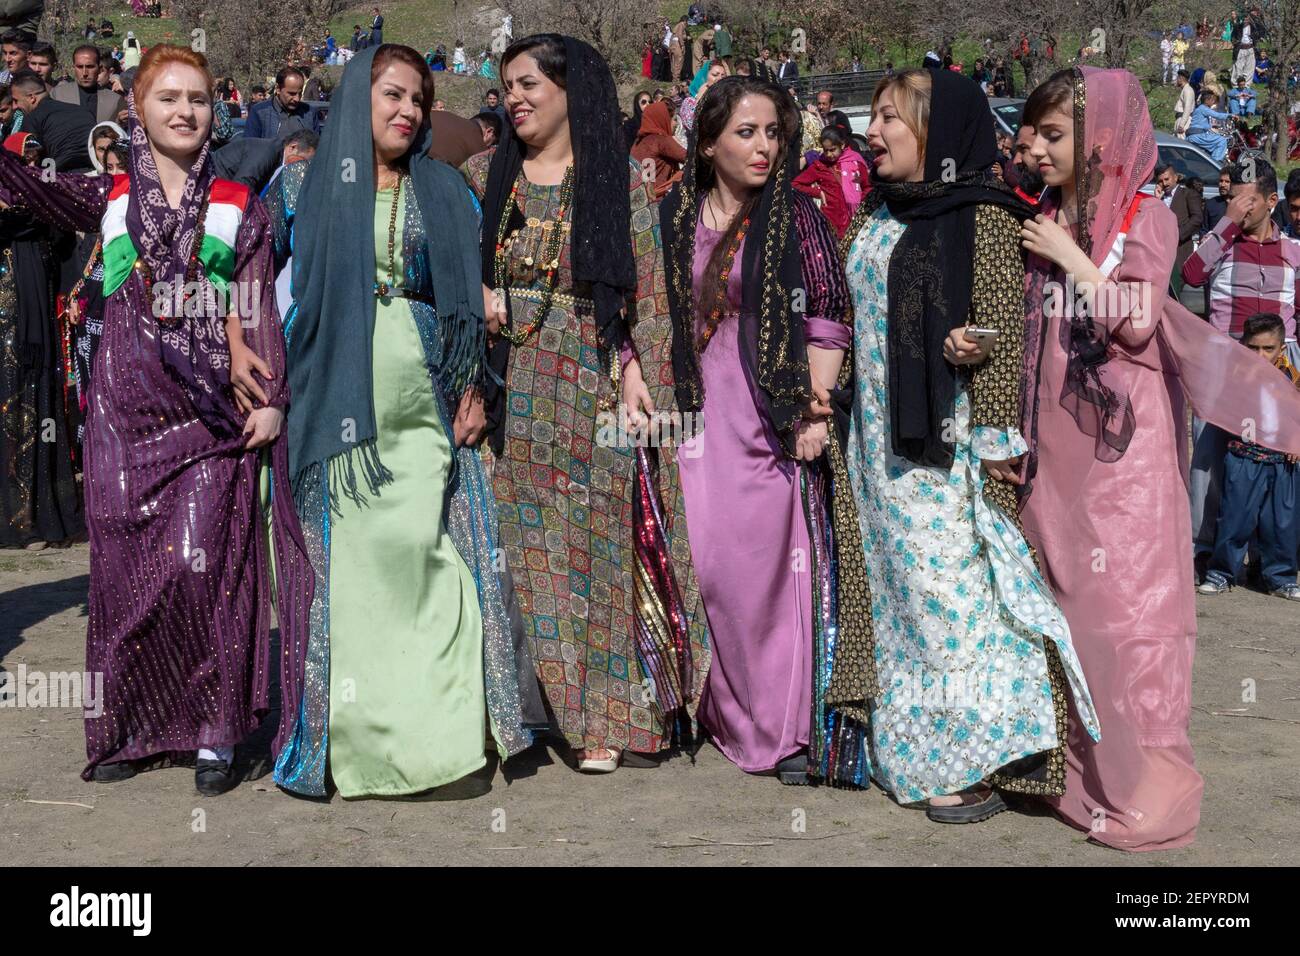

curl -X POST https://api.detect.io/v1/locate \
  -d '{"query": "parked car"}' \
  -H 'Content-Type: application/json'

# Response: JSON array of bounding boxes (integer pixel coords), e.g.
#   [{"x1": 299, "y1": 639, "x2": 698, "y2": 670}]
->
[
  {"x1": 988, "y1": 97, "x2": 1024, "y2": 138},
  {"x1": 1150, "y1": 133, "x2": 1222, "y2": 199},
  {"x1": 840, "y1": 105, "x2": 871, "y2": 153}
]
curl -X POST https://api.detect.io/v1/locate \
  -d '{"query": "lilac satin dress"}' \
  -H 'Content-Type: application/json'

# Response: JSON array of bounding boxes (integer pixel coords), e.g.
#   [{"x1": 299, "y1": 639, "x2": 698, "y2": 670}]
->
[{"x1": 679, "y1": 209, "x2": 851, "y2": 772}]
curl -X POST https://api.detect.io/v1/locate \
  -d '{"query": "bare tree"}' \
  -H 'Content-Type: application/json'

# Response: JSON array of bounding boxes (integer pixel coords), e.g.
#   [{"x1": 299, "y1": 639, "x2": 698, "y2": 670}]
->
[
  {"x1": 707, "y1": 0, "x2": 798, "y2": 59},
  {"x1": 44, "y1": 0, "x2": 351, "y2": 85},
  {"x1": 499, "y1": 0, "x2": 649, "y2": 80},
  {"x1": 1240, "y1": 1, "x2": 1299, "y2": 165},
  {"x1": 937, "y1": 2, "x2": 1073, "y2": 91}
]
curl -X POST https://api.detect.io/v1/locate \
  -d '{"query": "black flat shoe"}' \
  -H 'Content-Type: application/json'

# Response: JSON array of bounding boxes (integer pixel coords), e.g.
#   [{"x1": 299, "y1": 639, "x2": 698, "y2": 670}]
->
[
  {"x1": 91, "y1": 760, "x2": 138, "y2": 783},
  {"x1": 195, "y1": 758, "x2": 238, "y2": 797},
  {"x1": 925, "y1": 786, "x2": 1007, "y2": 824},
  {"x1": 776, "y1": 752, "x2": 809, "y2": 786}
]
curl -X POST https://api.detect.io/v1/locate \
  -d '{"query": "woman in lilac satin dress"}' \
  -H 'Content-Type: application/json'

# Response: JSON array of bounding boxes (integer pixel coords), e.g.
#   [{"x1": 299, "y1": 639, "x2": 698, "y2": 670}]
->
[
  {"x1": 1019, "y1": 67, "x2": 1300, "y2": 850},
  {"x1": 644, "y1": 76, "x2": 851, "y2": 781},
  {"x1": 0, "y1": 45, "x2": 312, "y2": 796}
]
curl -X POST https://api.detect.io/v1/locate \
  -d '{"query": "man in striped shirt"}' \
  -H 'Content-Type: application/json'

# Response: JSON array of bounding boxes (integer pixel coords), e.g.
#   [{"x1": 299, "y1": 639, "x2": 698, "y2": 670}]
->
[
  {"x1": 1181, "y1": 159, "x2": 1300, "y2": 574},
  {"x1": 1183, "y1": 160, "x2": 1300, "y2": 351}
]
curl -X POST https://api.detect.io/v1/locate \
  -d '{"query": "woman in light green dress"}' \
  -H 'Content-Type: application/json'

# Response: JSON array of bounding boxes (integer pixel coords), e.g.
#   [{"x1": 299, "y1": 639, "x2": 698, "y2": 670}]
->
[
  {"x1": 320, "y1": 183, "x2": 487, "y2": 796},
  {"x1": 259, "y1": 44, "x2": 537, "y2": 798}
]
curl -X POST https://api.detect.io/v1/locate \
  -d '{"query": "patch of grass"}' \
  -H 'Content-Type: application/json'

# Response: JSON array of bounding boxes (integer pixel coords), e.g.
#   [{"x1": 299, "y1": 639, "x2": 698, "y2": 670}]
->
[
  {"x1": 326, "y1": 0, "x2": 474, "y2": 60},
  {"x1": 51, "y1": 4, "x2": 191, "y2": 53}
]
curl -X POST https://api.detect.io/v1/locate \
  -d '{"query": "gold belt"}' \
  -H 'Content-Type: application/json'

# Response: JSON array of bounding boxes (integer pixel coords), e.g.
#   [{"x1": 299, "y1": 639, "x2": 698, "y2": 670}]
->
[{"x1": 507, "y1": 287, "x2": 595, "y2": 311}]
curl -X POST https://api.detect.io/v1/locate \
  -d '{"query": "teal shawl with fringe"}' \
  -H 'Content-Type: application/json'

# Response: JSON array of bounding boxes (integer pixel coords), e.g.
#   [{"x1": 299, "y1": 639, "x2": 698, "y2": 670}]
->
[{"x1": 285, "y1": 44, "x2": 484, "y2": 503}]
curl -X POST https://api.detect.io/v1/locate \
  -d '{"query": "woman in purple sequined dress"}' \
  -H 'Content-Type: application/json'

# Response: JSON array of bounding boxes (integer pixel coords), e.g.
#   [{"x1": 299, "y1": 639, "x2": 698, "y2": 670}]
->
[{"x1": 0, "y1": 45, "x2": 312, "y2": 796}]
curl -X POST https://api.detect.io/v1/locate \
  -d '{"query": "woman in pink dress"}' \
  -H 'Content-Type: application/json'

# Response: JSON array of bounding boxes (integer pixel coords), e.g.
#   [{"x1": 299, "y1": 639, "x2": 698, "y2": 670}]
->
[{"x1": 1018, "y1": 67, "x2": 1300, "y2": 850}]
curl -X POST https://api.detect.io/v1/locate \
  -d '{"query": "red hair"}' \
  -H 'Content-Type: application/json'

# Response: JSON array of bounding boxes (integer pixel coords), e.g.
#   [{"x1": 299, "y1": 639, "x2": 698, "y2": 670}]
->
[{"x1": 133, "y1": 44, "x2": 215, "y2": 102}]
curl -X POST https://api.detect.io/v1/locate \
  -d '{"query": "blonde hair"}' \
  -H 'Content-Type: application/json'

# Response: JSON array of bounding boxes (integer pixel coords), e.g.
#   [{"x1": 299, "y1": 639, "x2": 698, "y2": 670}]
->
[{"x1": 871, "y1": 68, "x2": 931, "y2": 167}]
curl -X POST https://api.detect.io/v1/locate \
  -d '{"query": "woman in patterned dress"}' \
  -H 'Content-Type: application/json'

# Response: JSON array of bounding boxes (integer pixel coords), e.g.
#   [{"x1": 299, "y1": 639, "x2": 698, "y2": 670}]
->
[
  {"x1": 0, "y1": 135, "x2": 83, "y2": 550},
  {"x1": 470, "y1": 34, "x2": 709, "y2": 773},
  {"x1": 842, "y1": 68, "x2": 1098, "y2": 822}
]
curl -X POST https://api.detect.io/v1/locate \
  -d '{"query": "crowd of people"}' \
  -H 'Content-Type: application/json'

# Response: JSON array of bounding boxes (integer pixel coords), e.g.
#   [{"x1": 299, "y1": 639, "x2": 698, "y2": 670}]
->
[
  {"x1": 3, "y1": 11, "x2": 1300, "y2": 858},
  {"x1": 1164, "y1": 8, "x2": 1300, "y2": 166}
]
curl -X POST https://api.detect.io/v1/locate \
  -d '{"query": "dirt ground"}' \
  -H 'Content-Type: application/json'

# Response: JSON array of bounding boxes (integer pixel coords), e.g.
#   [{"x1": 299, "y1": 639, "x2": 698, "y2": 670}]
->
[{"x1": 2, "y1": 542, "x2": 1296, "y2": 867}]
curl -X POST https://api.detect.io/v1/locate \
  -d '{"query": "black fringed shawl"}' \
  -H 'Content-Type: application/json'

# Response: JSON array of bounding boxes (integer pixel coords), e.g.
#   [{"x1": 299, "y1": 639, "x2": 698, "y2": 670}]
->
[
  {"x1": 659, "y1": 78, "x2": 812, "y2": 454},
  {"x1": 479, "y1": 35, "x2": 637, "y2": 455}
]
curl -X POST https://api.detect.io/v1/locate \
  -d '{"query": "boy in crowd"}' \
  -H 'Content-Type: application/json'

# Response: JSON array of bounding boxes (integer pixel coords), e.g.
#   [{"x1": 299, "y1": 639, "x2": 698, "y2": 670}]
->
[{"x1": 1199, "y1": 312, "x2": 1300, "y2": 600}]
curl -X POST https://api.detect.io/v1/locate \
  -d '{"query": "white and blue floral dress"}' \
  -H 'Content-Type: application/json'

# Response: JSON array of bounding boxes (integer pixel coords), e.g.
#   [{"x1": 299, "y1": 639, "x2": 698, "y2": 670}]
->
[{"x1": 844, "y1": 206, "x2": 1100, "y2": 802}]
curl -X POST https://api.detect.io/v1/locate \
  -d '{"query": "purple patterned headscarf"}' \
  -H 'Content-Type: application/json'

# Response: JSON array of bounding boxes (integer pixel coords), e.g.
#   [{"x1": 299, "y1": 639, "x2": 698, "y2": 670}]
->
[{"x1": 124, "y1": 87, "x2": 238, "y2": 434}]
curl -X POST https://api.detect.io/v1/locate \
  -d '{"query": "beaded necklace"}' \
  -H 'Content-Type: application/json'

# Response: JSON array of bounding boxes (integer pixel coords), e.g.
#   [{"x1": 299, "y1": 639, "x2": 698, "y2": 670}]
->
[
  {"x1": 696, "y1": 202, "x2": 750, "y2": 351},
  {"x1": 493, "y1": 166, "x2": 575, "y2": 346},
  {"x1": 374, "y1": 173, "x2": 406, "y2": 298}
]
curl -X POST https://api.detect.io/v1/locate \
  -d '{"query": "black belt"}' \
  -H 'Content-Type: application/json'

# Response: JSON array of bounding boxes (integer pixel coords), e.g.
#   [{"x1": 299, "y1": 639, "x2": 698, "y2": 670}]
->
[{"x1": 373, "y1": 283, "x2": 436, "y2": 306}]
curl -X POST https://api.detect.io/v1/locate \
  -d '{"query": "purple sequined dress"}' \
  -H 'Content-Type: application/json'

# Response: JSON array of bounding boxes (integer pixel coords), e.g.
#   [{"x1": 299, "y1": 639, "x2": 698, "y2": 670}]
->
[{"x1": 0, "y1": 154, "x2": 313, "y2": 779}]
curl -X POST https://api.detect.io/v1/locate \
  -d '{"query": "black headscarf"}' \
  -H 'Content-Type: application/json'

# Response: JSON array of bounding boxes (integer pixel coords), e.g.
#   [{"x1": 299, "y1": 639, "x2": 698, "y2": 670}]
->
[
  {"x1": 0, "y1": 209, "x2": 55, "y2": 372},
  {"x1": 660, "y1": 76, "x2": 811, "y2": 452},
  {"x1": 287, "y1": 45, "x2": 485, "y2": 497},
  {"x1": 479, "y1": 35, "x2": 638, "y2": 454},
  {"x1": 855, "y1": 69, "x2": 1034, "y2": 468},
  {"x1": 622, "y1": 92, "x2": 647, "y2": 153}
]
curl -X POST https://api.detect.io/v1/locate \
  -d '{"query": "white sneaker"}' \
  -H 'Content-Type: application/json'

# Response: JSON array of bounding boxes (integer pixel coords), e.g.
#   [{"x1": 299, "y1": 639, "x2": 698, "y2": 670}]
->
[{"x1": 1197, "y1": 575, "x2": 1231, "y2": 594}]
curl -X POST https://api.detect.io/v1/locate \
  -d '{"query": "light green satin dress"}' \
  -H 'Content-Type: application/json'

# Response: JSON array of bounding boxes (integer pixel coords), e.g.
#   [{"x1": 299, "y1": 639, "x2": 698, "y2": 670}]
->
[{"x1": 326, "y1": 185, "x2": 487, "y2": 797}]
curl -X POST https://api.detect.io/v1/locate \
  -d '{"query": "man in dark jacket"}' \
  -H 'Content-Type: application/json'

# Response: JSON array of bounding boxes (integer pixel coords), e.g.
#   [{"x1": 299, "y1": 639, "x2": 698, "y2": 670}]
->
[
  {"x1": 0, "y1": 0, "x2": 42, "y2": 36},
  {"x1": 777, "y1": 50, "x2": 799, "y2": 83},
  {"x1": 1283, "y1": 169, "x2": 1300, "y2": 239},
  {"x1": 25, "y1": 39, "x2": 54, "y2": 87},
  {"x1": 1202, "y1": 167, "x2": 1231, "y2": 232},
  {"x1": 1155, "y1": 163, "x2": 1204, "y2": 295},
  {"x1": 212, "y1": 134, "x2": 286, "y2": 193},
  {"x1": 9, "y1": 70, "x2": 93, "y2": 170},
  {"x1": 51, "y1": 45, "x2": 124, "y2": 123},
  {"x1": 244, "y1": 66, "x2": 320, "y2": 140}
]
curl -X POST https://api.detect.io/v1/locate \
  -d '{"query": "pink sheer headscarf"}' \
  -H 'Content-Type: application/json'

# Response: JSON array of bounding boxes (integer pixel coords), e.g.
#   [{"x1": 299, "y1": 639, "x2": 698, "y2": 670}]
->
[
  {"x1": 1023, "y1": 67, "x2": 1300, "y2": 479},
  {"x1": 1074, "y1": 68, "x2": 1157, "y2": 268}
]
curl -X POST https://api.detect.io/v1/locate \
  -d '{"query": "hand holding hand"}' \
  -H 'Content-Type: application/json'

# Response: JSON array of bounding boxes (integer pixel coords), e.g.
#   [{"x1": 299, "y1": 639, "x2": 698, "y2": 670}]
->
[
  {"x1": 483, "y1": 284, "x2": 506, "y2": 336},
  {"x1": 983, "y1": 455, "x2": 1024, "y2": 485},
  {"x1": 794, "y1": 419, "x2": 829, "y2": 462},
  {"x1": 453, "y1": 385, "x2": 486, "y2": 447},
  {"x1": 242, "y1": 406, "x2": 283, "y2": 449},
  {"x1": 229, "y1": 340, "x2": 272, "y2": 416}
]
